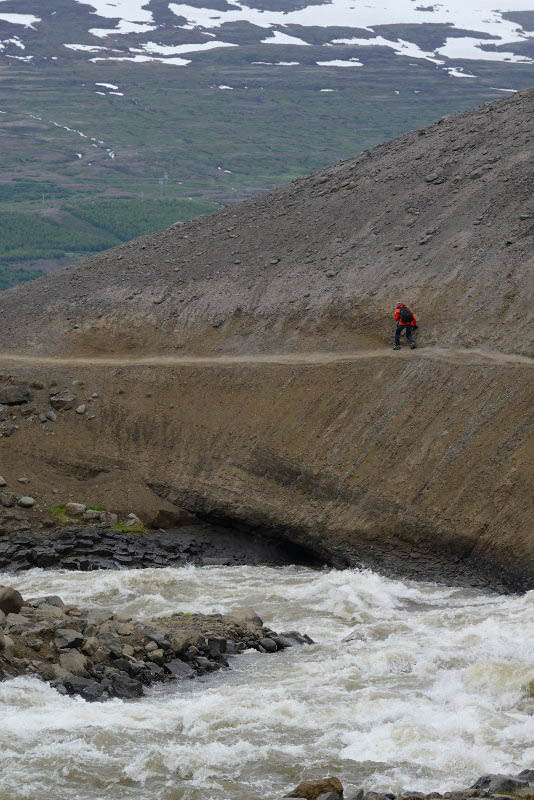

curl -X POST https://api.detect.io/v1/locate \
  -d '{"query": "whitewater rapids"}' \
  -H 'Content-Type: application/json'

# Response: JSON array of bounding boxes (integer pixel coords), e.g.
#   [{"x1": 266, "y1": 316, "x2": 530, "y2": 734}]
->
[{"x1": 1, "y1": 565, "x2": 534, "y2": 800}]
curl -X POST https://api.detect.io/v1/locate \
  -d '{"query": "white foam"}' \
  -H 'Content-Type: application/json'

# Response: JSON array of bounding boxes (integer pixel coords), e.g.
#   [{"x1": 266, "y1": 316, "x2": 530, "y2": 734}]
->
[{"x1": 3, "y1": 565, "x2": 534, "y2": 798}]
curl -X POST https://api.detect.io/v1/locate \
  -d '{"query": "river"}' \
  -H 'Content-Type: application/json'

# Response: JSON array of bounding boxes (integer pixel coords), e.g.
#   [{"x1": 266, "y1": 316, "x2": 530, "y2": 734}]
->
[{"x1": 1, "y1": 565, "x2": 533, "y2": 800}]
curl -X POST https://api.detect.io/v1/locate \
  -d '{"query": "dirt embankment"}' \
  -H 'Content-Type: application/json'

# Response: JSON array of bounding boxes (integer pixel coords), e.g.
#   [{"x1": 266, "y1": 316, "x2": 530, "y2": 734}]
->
[
  {"x1": 0, "y1": 90, "x2": 532, "y2": 588},
  {"x1": 0, "y1": 347, "x2": 532, "y2": 590}
]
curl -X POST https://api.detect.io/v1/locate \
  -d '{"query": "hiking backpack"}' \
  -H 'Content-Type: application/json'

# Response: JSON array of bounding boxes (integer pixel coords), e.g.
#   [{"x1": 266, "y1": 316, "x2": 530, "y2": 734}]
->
[{"x1": 399, "y1": 307, "x2": 413, "y2": 324}]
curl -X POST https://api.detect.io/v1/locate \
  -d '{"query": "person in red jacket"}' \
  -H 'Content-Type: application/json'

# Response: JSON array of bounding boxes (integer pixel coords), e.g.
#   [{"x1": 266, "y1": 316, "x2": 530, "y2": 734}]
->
[{"x1": 393, "y1": 302, "x2": 417, "y2": 350}]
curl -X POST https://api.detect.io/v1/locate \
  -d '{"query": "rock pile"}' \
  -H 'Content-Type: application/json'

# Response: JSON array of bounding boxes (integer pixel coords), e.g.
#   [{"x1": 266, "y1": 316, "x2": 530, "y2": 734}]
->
[
  {"x1": 0, "y1": 587, "x2": 313, "y2": 701},
  {"x1": 0, "y1": 376, "x2": 99, "y2": 438},
  {"x1": 284, "y1": 772, "x2": 534, "y2": 800}
]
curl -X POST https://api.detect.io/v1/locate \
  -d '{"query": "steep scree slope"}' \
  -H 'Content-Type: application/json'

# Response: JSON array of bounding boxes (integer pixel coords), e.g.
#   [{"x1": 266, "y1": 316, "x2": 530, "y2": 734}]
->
[
  {"x1": 1, "y1": 89, "x2": 533, "y2": 357},
  {"x1": 0, "y1": 90, "x2": 533, "y2": 588}
]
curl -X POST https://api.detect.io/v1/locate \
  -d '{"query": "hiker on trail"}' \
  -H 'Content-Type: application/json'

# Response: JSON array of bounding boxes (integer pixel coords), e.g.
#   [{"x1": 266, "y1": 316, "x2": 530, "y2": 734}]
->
[{"x1": 393, "y1": 302, "x2": 417, "y2": 350}]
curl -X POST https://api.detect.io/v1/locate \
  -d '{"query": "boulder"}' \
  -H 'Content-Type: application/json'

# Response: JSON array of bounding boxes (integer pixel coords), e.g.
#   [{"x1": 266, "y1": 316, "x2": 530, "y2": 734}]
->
[
  {"x1": 0, "y1": 492, "x2": 14, "y2": 507},
  {"x1": 99, "y1": 511, "x2": 118, "y2": 526},
  {"x1": 65, "y1": 503, "x2": 86, "y2": 516},
  {"x1": 285, "y1": 778, "x2": 344, "y2": 799},
  {"x1": 259, "y1": 636, "x2": 277, "y2": 653},
  {"x1": 470, "y1": 775, "x2": 528, "y2": 796},
  {"x1": 0, "y1": 407, "x2": 8, "y2": 422},
  {"x1": 49, "y1": 391, "x2": 76, "y2": 411},
  {"x1": 0, "y1": 476, "x2": 6, "y2": 486},
  {"x1": 59, "y1": 650, "x2": 88, "y2": 675},
  {"x1": 0, "y1": 586, "x2": 24, "y2": 615},
  {"x1": 279, "y1": 631, "x2": 315, "y2": 646},
  {"x1": 0, "y1": 385, "x2": 32, "y2": 405},
  {"x1": 110, "y1": 671, "x2": 143, "y2": 699},
  {"x1": 62, "y1": 675, "x2": 107, "y2": 702},
  {"x1": 163, "y1": 659, "x2": 195, "y2": 679},
  {"x1": 17, "y1": 497, "x2": 35, "y2": 508},
  {"x1": 55, "y1": 629, "x2": 84, "y2": 649},
  {"x1": 75, "y1": 405, "x2": 86, "y2": 415},
  {"x1": 228, "y1": 607, "x2": 263, "y2": 628}
]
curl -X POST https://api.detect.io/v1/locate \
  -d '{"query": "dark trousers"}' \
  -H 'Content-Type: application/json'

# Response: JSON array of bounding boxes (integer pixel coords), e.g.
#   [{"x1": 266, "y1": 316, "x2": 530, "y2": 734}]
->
[{"x1": 395, "y1": 324, "x2": 414, "y2": 346}]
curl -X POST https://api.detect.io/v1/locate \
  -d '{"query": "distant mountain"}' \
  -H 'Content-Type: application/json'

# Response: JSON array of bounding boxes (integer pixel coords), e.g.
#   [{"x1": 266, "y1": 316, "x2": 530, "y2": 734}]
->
[{"x1": 0, "y1": 0, "x2": 533, "y2": 286}]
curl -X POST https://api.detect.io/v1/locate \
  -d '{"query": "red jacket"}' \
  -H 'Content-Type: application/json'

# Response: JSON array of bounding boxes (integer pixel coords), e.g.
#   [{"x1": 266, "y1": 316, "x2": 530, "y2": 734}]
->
[{"x1": 394, "y1": 307, "x2": 417, "y2": 326}]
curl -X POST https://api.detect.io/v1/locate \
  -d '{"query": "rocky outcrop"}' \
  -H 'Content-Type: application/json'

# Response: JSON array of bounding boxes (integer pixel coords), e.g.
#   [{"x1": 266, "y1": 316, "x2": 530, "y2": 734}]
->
[
  {"x1": 0, "y1": 589, "x2": 313, "y2": 701},
  {"x1": 0, "y1": 524, "x2": 322, "y2": 573}
]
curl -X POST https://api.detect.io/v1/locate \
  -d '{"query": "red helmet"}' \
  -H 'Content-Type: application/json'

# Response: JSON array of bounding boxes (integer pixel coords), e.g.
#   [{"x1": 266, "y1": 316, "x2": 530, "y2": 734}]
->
[{"x1": 396, "y1": 301, "x2": 405, "y2": 309}]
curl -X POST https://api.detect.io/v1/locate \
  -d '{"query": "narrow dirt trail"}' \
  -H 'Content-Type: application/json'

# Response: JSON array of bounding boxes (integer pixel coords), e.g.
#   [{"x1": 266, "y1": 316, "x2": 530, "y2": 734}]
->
[{"x1": 0, "y1": 347, "x2": 532, "y2": 368}]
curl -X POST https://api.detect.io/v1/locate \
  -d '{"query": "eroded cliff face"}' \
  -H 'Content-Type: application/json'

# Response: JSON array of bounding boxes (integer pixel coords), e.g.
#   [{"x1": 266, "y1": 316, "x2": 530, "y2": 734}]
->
[
  {"x1": 1, "y1": 347, "x2": 532, "y2": 589},
  {"x1": 0, "y1": 91, "x2": 532, "y2": 588}
]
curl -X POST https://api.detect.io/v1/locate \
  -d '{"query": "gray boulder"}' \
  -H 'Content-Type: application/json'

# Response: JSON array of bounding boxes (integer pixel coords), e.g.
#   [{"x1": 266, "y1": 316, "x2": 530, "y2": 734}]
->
[
  {"x1": 49, "y1": 391, "x2": 76, "y2": 411},
  {"x1": 18, "y1": 497, "x2": 35, "y2": 508},
  {"x1": 163, "y1": 659, "x2": 195, "y2": 679},
  {"x1": 0, "y1": 586, "x2": 24, "y2": 615},
  {"x1": 471, "y1": 775, "x2": 528, "y2": 796},
  {"x1": 0, "y1": 492, "x2": 14, "y2": 507},
  {"x1": 65, "y1": 502, "x2": 86, "y2": 516},
  {"x1": 228, "y1": 607, "x2": 263, "y2": 628},
  {"x1": 62, "y1": 676, "x2": 107, "y2": 702},
  {"x1": 55, "y1": 629, "x2": 84, "y2": 649},
  {"x1": 0, "y1": 385, "x2": 32, "y2": 405}
]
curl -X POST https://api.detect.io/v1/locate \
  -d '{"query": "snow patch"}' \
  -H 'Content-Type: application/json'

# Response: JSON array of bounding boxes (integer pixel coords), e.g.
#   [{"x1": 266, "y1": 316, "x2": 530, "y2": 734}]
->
[
  {"x1": 330, "y1": 35, "x2": 444, "y2": 64},
  {"x1": 218, "y1": 84, "x2": 233, "y2": 89},
  {"x1": 436, "y1": 36, "x2": 534, "y2": 63},
  {"x1": 445, "y1": 66, "x2": 477, "y2": 78},
  {"x1": 140, "y1": 40, "x2": 238, "y2": 55},
  {"x1": 65, "y1": 44, "x2": 111, "y2": 52},
  {"x1": 91, "y1": 54, "x2": 191, "y2": 65},
  {"x1": 168, "y1": 0, "x2": 534, "y2": 65},
  {"x1": 319, "y1": 88, "x2": 338, "y2": 91},
  {"x1": 316, "y1": 58, "x2": 362, "y2": 67},
  {"x1": 252, "y1": 60, "x2": 300, "y2": 65},
  {"x1": 90, "y1": 21, "x2": 156, "y2": 37},
  {"x1": 95, "y1": 82, "x2": 119, "y2": 89},
  {"x1": 0, "y1": 14, "x2": 40, "y2": 28},
  {"x1": 261, "y1": 30, "x2": 309, "y2": 45},
  {"x1": 72, "y1": 0, "x2": 153, "y2": 22}
]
